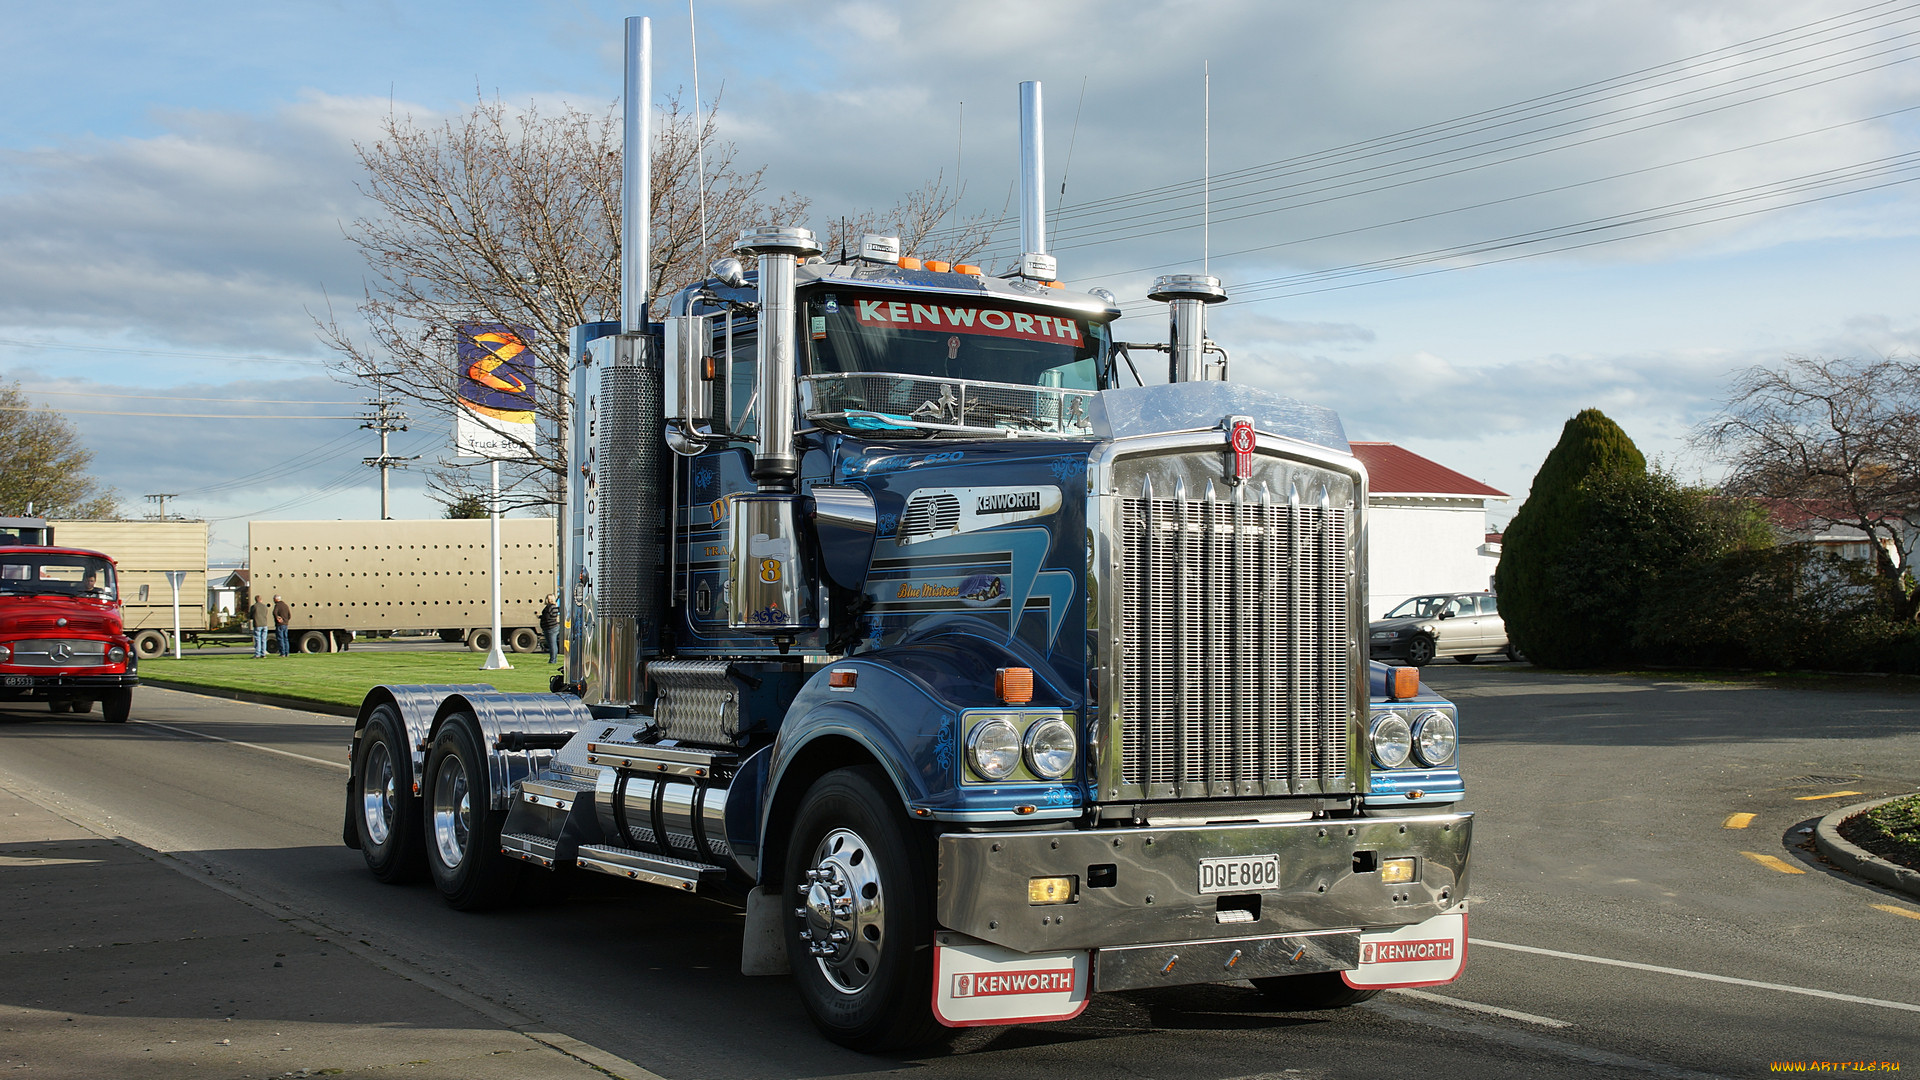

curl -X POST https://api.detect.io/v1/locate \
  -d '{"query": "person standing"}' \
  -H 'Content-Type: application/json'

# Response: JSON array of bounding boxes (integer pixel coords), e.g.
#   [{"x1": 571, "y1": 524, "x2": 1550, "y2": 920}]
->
[
  {"x1": 272, "y1": 594, "x2": 292, "y2": 657},
  {"x1": 539, "y1": 594, "x2": 561, "y2": 663},
  {"x1": 249, "y1": 594, "x2": 273, "y2": 658}
]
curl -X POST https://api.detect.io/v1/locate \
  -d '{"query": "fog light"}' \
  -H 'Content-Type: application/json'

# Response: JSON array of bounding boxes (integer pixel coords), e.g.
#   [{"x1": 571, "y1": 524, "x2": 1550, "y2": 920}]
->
[
  {"x1": 1029, "y1": 876, "x2": 1076, "y2": 904},
  {"x1": 1381, "y1": 858, "x2": 1417, "y2": 884}
]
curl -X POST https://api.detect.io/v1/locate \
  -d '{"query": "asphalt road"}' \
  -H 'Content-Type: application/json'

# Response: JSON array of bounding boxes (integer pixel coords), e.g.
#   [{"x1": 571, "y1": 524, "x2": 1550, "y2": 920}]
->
[{"x1": 1, "y1": 667, "x2": 1916, "y2": 1079}]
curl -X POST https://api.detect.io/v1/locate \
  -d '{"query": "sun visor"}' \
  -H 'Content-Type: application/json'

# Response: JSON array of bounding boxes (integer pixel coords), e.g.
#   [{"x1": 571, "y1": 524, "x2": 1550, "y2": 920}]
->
[{"x1": 1089, "y1": 381, "x2": 1349, "y2": 453}]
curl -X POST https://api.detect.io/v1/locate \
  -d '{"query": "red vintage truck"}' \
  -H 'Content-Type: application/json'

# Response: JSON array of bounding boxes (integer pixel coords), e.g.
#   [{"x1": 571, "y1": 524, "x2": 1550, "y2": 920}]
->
[{"x1": 0, "y1": 517, "x2": 138, "y2": 722}]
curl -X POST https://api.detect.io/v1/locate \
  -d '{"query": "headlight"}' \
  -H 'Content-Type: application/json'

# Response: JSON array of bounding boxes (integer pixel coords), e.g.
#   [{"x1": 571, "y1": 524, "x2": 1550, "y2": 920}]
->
[
  {"x1": 107, "y1": 645, "x2": 127, "y2": 663},
  {"x1": 1412, "y1": 710, "x2": 1457, "y2": 766},
  {"x1": 0, "y1": 643, "x2": 10, "y2": 663},
  {"x1": 966, "y1": 718, "x2": 1021, "y2": 780},
  {"x1": 1023, "y1": 716, "x2": 1076, "y2": 779},
  {"x1": 1369, "y1": 712, "x2": 1412, "y2": 768},
  {"x1": 1370, "y1": 630, "x2": 1397, "y2": 641}
]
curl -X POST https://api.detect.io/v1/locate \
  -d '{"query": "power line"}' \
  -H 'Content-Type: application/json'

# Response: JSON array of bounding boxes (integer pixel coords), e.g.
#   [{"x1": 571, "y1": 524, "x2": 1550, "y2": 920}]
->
[{"x1": 0, "y1": 336, "x2": 330, "y2": 366}]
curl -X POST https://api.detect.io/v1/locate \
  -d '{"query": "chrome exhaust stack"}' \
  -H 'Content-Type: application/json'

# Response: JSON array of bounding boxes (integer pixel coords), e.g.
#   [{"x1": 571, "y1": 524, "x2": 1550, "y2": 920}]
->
[
  {"x1": 1150, "y1": 273, "x2": 1229, "y2": 381},
  {"x1": 1016, "y1": 81, "x2": 1056, "y2": 282}
]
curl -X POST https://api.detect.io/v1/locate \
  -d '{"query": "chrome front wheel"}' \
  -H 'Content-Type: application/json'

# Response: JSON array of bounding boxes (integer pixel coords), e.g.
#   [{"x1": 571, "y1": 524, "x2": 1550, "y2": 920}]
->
[{"x1": 798, "y1": 827, "x2": 888, "y2": 995}]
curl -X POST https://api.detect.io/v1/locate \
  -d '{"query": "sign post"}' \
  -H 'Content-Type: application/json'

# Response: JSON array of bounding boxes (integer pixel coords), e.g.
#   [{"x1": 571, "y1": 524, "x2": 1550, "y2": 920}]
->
[
  {"x1": 164, "y1": 570, "x2": 186, "y2": 660},
  {"x1": 454, "y1": 324, "x2": 537, "y2": 672}
]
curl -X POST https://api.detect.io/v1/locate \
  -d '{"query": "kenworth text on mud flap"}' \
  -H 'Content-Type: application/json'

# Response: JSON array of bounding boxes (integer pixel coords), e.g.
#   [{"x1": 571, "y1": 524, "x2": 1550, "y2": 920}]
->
[
  {"x1": 342, "y1": 16, "x2": 1472, "y2": 1052},
  {"x1": 0, "y1": 517, "x2": 138, "y2": 723}
]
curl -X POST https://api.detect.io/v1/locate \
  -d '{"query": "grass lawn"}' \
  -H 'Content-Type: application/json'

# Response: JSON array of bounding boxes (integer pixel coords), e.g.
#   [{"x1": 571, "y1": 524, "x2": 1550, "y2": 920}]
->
[{"x1": 139, "y1": 651, "x2": 560, "y2": 709}]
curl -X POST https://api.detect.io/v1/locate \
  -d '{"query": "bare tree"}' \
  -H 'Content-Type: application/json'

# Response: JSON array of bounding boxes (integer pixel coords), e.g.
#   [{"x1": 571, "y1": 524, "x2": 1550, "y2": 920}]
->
[
  {"x1": 318, "y1": 91, "x2": 807, "y2": 512},
  {"x1": 1695, "y1": 355, "x2": 1920, "y2": 621},
  {"x1": 0, "y1": 383, "x2": 119, "y2": 519},
  {"x1": 820, "y1": 172, "x2": 1000, "y2": 267}
]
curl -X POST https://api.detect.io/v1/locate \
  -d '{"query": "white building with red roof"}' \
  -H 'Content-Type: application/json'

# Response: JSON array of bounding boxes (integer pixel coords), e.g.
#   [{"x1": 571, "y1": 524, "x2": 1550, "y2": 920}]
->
[{"x1": 1349, "y1": 442, "x2": 1508, "y2": 617}]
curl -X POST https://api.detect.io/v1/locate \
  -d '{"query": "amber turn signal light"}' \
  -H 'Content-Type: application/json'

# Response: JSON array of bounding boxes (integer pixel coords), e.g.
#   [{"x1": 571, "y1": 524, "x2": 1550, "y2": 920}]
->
[
  {"x1": 828, "y1": 669, "x2": 858, "y2": 690},
  {"x1": 1389, "y1": 666, "x2": 1420, "y2": 700},
  {"x1": 996, "y1": 667, "x2": 1034, "y2": 705}
]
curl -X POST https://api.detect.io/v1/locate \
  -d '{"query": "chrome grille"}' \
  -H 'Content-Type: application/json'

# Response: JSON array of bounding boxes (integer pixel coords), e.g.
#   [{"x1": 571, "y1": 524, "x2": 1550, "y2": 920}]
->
[
  {"x1": 1116, "y1": 477, "x2": 1353, "y2": 798},
  {"x1": 10, "y1": 639, "x2": 110, "y2": 667}
]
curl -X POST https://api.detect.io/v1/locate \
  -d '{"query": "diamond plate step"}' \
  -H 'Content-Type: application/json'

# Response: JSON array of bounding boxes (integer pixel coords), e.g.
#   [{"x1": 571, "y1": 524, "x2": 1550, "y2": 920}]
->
[{"x1": 576, "y1": 844, "x2": 726, "y2": 892}]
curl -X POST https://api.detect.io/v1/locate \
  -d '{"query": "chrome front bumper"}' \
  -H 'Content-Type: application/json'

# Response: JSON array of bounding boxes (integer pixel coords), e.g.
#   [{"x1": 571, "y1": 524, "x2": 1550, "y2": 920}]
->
[{"x1": 936, "y1": 812, "x2": 1471, "y2": 959}]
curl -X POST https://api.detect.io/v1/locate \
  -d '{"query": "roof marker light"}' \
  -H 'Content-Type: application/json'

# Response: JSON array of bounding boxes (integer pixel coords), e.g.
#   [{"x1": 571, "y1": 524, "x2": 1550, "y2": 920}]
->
[{"x1": 898, "y1": 256, "x2": 923, "y2": 271}]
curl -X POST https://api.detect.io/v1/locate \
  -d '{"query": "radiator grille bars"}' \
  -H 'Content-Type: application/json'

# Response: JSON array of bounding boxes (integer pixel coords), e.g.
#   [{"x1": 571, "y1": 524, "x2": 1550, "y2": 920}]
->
[{"x1": 1117, "y1": 474, "x2": 1351, "y2": 798}]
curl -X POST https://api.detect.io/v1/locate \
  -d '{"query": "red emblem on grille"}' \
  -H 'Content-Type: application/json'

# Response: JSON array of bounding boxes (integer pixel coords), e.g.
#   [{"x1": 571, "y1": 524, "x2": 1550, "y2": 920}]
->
[{"x1": 1229, "y1": 417, "x2": 1256, "y2": 481}]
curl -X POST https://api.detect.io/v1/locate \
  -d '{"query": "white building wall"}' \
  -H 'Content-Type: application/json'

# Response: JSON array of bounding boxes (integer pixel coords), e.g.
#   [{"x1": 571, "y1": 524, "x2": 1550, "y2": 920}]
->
[{"x1": 1365, "y1": 500, "x2": 1500, "y2": 617}]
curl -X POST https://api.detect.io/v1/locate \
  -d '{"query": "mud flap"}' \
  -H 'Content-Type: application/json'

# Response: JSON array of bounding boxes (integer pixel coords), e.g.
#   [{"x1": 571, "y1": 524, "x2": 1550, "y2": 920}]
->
[
  {"x1": 931, "y1": 932, "x2": 1089, "y2": 1028},
  {"x1": 1341, "y1": 908, "x2": 1467, "y2": 989}
]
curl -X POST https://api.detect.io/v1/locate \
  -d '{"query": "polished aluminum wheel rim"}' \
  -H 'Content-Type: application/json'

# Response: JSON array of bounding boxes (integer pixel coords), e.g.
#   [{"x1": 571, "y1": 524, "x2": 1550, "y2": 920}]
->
[
  {"x1": 431, "y1": 754, "x2": 472, "y2": 869},
  {"x1": 798, "y1": 827, "x2": 885, "y2": 994},
  {"x1": 361, "y1": 739, "x2": 396, "y2": 846}
]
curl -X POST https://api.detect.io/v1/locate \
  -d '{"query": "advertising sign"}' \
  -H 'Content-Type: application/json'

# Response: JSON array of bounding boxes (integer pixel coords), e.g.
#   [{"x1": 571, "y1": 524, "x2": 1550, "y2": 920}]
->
[{"x1": 454, "y1": 324, "x2": 537, "y2": 458}]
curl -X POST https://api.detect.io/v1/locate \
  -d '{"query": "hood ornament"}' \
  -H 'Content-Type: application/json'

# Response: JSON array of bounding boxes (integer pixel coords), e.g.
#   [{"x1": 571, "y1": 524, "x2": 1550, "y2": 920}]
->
[{"x1": 1226, "y1": 415, "x2": 1256, "y2": 484}]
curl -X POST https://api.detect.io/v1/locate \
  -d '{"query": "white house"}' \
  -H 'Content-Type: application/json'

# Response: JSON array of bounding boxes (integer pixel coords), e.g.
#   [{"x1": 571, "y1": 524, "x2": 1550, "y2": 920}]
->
[{"x1": 1350, "y1": 442, "x2": 1507, "y2": 617}]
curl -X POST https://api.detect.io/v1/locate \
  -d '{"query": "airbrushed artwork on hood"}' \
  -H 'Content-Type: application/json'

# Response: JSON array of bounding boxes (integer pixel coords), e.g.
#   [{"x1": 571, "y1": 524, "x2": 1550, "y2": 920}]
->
[
  {"x1": 893, "y1": 485, "x2": 1063, "y2": 546},
  {"x1": 867, "y1": 526, "x2": 1075, "y2": 647}
]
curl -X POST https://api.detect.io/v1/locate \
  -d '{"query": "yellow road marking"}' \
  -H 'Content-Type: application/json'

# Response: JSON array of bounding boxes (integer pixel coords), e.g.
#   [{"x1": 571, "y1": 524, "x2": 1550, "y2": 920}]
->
[
  {"x1": 1723, "y1": 813, "x2": 1756, "y2": 829},
  {"x1": 1793, "y1": 790, "x2": 1863, "y2": 801},
  {"x1": 1872, "y1": 903, "x2": 1920, "y2": 921},
  {"x1": 1741, "y1": 851, "x2": 1806, "y2": 874}
]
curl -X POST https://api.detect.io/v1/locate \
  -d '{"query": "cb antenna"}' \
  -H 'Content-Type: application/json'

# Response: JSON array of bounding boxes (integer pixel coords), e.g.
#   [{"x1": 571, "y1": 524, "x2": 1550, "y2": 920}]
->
[
  {"x1": 689, "y1": 0, "x2": 709, "y2": 256},
  {"x1": 1203, "y1": 60, "x2": 1211, "y2": 275}
]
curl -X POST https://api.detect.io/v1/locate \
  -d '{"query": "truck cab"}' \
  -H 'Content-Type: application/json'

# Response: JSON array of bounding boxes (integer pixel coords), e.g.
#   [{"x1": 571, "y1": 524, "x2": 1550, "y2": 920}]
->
[{"x1": 0, "y1": 541, "x2": 138, "y2": 721}]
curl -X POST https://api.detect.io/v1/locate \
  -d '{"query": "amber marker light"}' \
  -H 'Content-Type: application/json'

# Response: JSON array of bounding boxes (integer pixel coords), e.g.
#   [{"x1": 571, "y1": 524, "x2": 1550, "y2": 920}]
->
[
  {"x1": 1029, "y1": 876, "x2": 1075, "y2": 904},
  {"x1": 924, "y1": 259, "x2": 951, "y2": 272},
  {"x1": 1381, "y1": 858, "x2": 1418, "y2": 884},
  {"x1": 954, "y1": 264, "x2": 983, "y2": 275},
  {"x1": 898, "y1": 256, "x2": 923, "y2": 270},
  {"x1": 996, "y1": 667, "x2": 1034, "y2": 705},
  {"x1": 1389, "y1": 666, "x2": 1420, "y2": 700},
  {"x1": 827, "y1": 669, "x2": 858, "y2": 690}
]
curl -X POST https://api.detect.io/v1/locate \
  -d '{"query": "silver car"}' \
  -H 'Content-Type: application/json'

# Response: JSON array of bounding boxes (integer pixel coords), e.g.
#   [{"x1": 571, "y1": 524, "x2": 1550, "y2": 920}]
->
[{"x1": 1368, "y1": 591, "x2": 1520, "y2": 667}]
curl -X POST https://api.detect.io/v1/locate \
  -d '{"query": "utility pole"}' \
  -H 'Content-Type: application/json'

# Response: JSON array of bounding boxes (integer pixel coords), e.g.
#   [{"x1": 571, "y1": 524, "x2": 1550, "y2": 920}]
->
[
  {"x1": 360, "y1": 400, "x2": 417, "y2": 520},
  {"x1": 144, "y1": 493, "x2": 178, "y2": 520}
]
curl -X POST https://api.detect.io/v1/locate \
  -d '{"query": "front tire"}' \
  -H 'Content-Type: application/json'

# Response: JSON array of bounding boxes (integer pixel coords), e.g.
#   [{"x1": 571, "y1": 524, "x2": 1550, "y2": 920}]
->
[
  {"x1": 783, "y1": 766, "x2": 940, "y2": 1052},
  {"x1": 1406, "y1": 635, "x2": 1436, "y2": 667},
  {"x1": 466, "y1": 628, "x2": 494, "y2": 654},
  {"x1": 424, "y1": 712, "x2": 521, "y2": 910},
  {"x1": 1252, "y1": 971, "x2": 1380, "y2": 1010},
  {"x1": 100, "y1": 691, "x2": 129, "y2": 723},
  {"x1": 296, "y1": 630, "x2": 329, "y2": 654},
  {"x1": 352, "y1": 704, "x2": 425, "y2": 883}
]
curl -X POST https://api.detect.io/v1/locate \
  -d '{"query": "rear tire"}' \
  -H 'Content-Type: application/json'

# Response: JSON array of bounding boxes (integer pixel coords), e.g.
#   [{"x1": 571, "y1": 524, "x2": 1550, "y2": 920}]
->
[
  {"x1": 132, "y1": 630, "x2": 167, "y2": 659},
  {"x1": 784, "y1": 766, "x2": 941, "y2": 1052},
  {"x1": 507, "y1": 627, "x2": 538, "y2": 654},
  {"x1": 1252, "y1": 971, "x2": 1380, "y2": 1010},
  {"x1": 352, "y1": 704, "x2": 426, "y2": 883},
  {"x1": 100, "y1": 690, "x2": 130, "y2": 724},
  {"x1": 296, "y1": 630, "x2": 329, "y2": 654},
  {"x1": 466, "y1": 628, "x2": 493, "y2": 654},
  {"x1": 424, "y1": 712, "x2": 521, "y2": 910}
]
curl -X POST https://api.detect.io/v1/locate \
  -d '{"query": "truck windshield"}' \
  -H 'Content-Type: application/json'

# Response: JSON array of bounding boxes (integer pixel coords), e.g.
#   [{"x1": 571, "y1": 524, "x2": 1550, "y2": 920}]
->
[
  {"x1": 0, "y1": 554, "x2": 116, "y2": 600},
  {"x1": 801, "y1": 290, "x2": 1109, "y2": 436}
]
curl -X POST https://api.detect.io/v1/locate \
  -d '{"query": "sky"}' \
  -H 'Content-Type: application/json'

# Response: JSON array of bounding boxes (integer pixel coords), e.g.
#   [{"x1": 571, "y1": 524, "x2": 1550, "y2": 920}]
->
[{"x1": 6, "y1": 0, "x2": 1920, "y2": 560}]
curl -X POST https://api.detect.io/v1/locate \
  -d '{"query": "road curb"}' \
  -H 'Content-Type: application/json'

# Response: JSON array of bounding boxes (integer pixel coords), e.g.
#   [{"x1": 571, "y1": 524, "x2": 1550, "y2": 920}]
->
[
  {"x1": 1813, "y1": 795, "x2": 1920, "y2": 901},
  {"x1": 140, "y1": 677, "x2": 360, "y2": 718}
]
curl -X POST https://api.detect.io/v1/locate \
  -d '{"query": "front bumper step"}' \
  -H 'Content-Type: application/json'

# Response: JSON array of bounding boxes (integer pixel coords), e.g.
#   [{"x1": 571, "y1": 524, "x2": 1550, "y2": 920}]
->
[{"x1": 1093, "y1": 927, "x2": 1358, "y2": 992}]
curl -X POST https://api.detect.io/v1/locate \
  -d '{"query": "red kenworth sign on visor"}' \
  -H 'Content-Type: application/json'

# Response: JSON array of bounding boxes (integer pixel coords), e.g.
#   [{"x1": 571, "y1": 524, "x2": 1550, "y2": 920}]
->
[{"x1": 855, "y1": 300, "x2": 1082, "y2": 346}]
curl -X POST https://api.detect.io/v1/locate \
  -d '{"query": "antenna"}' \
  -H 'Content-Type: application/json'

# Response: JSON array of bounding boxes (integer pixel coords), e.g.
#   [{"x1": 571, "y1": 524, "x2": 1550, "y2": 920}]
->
[
  {"x1": 1204, "y1": 60, "x2": 1211, "y2": 274},
  {"x1": 689, "y1": 0, "x2": 709, "y2": 258},
  {"x1": 1055, "y1": 76, "x2": 1087, "y2": 218}
]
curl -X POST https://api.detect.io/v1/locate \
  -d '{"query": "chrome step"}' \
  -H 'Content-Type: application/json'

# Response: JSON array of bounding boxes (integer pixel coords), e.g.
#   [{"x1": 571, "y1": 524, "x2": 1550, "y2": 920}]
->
[
  {"x1": 584, "y1": 741, "x2": 736, "y2": 780},
  {"x1": 521, "y1": 775, "x2": 595, "y2": 810},
  {"x1": 501, "y1": 831, "x2": 560, "y2": 868},
  {"x1": 575, "y1": 844, "x2": 727, "y2": 892}
]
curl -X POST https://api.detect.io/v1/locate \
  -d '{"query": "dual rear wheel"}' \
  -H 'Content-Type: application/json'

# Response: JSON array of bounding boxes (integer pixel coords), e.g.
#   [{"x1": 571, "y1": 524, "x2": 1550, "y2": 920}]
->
[{"x1": 350, "y1": 704, "x2": 520, "y2": 909}]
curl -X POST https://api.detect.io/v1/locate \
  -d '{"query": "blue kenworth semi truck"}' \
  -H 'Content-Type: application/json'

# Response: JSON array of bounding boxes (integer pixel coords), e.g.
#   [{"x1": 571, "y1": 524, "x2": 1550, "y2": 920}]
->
[{"x1": 342, "y1": 18, "x2": 1471, "y2": 1053}]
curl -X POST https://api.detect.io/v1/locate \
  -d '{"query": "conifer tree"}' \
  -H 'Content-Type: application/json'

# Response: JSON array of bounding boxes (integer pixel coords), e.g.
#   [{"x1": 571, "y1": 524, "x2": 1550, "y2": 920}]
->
[{"x1": 1495, "y1": 409, "x2": 1645, "y2": 667}]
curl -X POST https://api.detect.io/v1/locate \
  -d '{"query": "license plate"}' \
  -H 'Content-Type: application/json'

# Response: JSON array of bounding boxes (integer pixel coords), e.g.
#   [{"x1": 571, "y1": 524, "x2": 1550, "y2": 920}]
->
[
  {"x1": 1198, "y1": 853, "x2": 1279, "y2": 894},
  {"x1": 3, "y1": 676, "x2": 32, "y2": 687}
]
